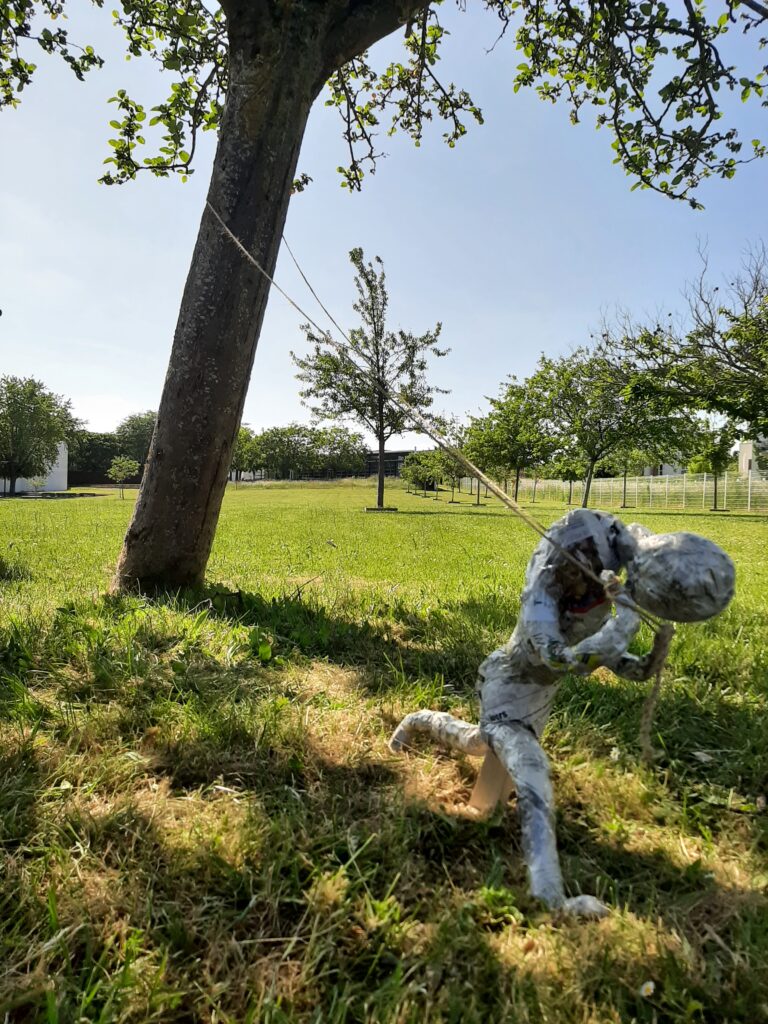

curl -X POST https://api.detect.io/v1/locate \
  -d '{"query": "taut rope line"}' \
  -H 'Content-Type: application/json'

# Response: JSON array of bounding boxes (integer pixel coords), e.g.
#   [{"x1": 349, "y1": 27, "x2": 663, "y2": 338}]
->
[{"x1": 206, "y1": 201, "x2": 665, "y2": 633}]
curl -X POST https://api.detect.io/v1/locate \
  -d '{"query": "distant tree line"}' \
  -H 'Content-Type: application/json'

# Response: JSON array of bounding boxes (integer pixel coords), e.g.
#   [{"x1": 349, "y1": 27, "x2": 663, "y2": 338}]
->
[
  {"x1": 69, "y1": 411, "x2": 157, "y2": 486},
  {"x1": 70, "y1": 416, "x2": 369, "y2": 486},
  {"x1": 230, "y1": 424, "x2": 368, "y2": 481}
]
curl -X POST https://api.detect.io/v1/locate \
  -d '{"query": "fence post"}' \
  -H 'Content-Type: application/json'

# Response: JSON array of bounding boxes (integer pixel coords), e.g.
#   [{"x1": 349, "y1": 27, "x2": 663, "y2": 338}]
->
[
  {"x1": 665, "y1": 475, "x2": 669, "y2": 507},
  {"x1": 649, "y1": 475, "x2": 653, "y2": 507},
  {"x1": 748, "y1": 469, "x2": 752, "y2": 512},
  {"x1": 723, "y1": 471, "x2": 728, "y2": 509},
  {"x1": 682, "y1": 473, "x2": 686, "y2": 509},
  {"x1": 702, "y1": 472, "x2": 707, "y2": 509},
  {"x1": 635, "y1": 476, "x2": 639, "y2": 507}
]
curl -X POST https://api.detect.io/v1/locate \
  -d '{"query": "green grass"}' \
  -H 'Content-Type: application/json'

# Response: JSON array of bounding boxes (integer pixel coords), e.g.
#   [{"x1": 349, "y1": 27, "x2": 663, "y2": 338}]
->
[{"x1": 0, "y1": 480, "x2": 766, "y2": 1022}]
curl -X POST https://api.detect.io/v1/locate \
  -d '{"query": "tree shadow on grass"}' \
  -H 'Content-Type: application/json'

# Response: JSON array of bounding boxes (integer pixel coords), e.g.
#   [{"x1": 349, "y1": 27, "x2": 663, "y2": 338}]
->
[
  {"x1": 0, "y1": 555, "x2": 31, "y2": 583},
  {"x1": 157, "y1": 584, "x2": 494, "y2": 695},
  {"x1": 552, "y1": 672, "x2": 768, "y2": 797},
  {"x1": 144, "y1": 585, "x2": 768, "y2": 797},
  {"x1": 0, "y1": 742, "x2": 41, "y2": 849},
  {"x1": 2, "y1": 720, "x2": 765, "y2": 1022}
]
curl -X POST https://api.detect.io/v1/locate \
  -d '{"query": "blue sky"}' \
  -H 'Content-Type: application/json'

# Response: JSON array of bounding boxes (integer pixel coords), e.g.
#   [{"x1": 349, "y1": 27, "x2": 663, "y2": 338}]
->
[{"x1": 1, "y1": 4, "x2": 766, "y2": 447}]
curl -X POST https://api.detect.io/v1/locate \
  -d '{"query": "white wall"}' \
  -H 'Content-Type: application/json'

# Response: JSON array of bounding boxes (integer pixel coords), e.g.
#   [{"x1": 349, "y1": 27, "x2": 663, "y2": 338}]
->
[
  {"x1": 739, "y1": 440, "x2": 755, "y2": 475},
  {"x1": 1, "y1": 441, "x2": 68, "y2": 494}
]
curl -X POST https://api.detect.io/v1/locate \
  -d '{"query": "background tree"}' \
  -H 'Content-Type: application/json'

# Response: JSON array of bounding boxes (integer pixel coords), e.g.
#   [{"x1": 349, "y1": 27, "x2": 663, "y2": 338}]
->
[
  {"x1": 5, "y1": 3, "x2": 768, "y2": 588},
  {"x1": 616, "y1": 246, "x2": 768, "y2": 438},
  {"x1": 69, "y1": 430, "x2": 122, "y2": 484},
  {"x1": 604, "y1": 446, "x2": 667, "y2": 508},
  {"x1": 107, "y1": 455, "x2": 141, "y2": 499},
  {"x1": 463, "y1": 416, "x2": 504, "y2": 504},
  {"x1": 114, "y1": 411, "x2": 157, "y2": 469},
  {"x1": 401, "y1": 450, "x2": 436, "y2": 497},
  {"x1": 292, "y1": 248, "x2": 446, "y2": 509},
  {"x1": 0, "y1": 376, "x2": 77, "y2": 495},
  {"x1": 429, "y1": 419, "x2": 466, "y2": 502},
  {"x1": 526, "y1": 349, "x2": 693, "y2": 508},
  {"x1": 230, "y1": 426, "x2": 255, "y2": 482},
  {"x1": 315, "y1": 427, "x2": 367, "y2": 478},
  {"x1": 484, "y1": 379, "x2": 550, "y2": 500},
  {"x1": 539, "y1": 453, "x2": 586, "y2": 506},
  {"x1": 687, "y1": 418, "x2": 739, "y2": 511},
  {"x1": 525, "y1": 351, "x2": 626, "y2": 508},
  {"x1": 253, "y1": 426, "x2": 312, "y2": 480}
]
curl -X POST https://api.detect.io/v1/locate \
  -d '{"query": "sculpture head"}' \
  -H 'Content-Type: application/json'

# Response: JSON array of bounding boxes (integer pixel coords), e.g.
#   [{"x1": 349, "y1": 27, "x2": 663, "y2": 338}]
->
[{"x1": 625, "y1": 529, "x2": 735, "y2": 622}]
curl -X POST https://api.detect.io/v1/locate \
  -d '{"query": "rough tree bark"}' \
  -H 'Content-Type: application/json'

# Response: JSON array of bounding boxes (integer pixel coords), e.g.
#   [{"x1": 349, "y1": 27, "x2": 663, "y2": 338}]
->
[{"x1": 112, "y1": 1, "x2": 425, "y2": 590}]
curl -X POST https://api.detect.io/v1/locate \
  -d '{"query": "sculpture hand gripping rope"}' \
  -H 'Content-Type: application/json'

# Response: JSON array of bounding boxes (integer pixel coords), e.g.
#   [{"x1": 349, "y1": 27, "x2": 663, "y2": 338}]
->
[{"x1": 390, "y1": 509, "x2": 735, "y2": 919}]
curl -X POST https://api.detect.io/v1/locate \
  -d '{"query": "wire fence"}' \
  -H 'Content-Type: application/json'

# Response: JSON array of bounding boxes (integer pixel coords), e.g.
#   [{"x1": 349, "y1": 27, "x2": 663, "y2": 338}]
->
[{"x1": 495, "y1": 471, "x2": 768, "y2": 514}]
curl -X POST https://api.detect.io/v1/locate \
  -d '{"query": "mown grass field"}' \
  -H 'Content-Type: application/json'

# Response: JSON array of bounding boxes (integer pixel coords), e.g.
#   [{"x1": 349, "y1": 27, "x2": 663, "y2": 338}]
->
[{"x1": 0, "y1": 480, "x2": 766, "y2": 1023}]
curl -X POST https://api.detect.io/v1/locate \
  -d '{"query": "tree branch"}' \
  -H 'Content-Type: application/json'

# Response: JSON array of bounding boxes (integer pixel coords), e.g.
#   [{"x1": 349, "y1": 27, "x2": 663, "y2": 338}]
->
[{"x1": 324, "y1": 0, "x2": 431, "y2": 73}]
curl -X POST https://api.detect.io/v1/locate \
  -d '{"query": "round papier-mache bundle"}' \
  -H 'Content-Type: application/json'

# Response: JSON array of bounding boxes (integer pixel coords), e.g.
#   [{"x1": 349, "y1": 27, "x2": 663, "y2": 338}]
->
[{"x1": 627, "y1": 531, "x2": 735, "y2": 623}]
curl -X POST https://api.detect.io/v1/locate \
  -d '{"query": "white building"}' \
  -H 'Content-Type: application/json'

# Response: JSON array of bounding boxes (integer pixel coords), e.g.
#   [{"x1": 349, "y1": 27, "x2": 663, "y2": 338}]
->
[
  {"x1": 738, "y1": 439, "x2": 768, "y2": 476},
  {"x1": 643, "y1": 462, "x2": 684, "y2": 477},
  {"x1": 1, "y1": 441, "x2": 68, "y2": 495}
]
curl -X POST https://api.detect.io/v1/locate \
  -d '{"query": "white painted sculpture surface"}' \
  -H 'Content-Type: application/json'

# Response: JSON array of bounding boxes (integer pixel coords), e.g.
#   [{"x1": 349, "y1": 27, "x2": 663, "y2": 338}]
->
[{"x1": 390, "y1": 509, "x2": 735, "y2": 918}]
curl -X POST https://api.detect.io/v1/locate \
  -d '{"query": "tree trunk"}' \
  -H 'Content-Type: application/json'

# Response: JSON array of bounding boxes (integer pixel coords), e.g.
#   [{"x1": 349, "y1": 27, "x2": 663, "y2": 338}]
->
[
  {"x1": 112, "y1": 20, "x2": 331, "y2": 589},
  {"x1": 582, "y1": 461, "x2": 596, "y2": 508},
  {"x1": 475, "y1": 477, "x2": 481, "y2": 506},
  {"x1": 712, "y1": 472, "x2": 718, "y2": 511},
  {"x1": 376, "y1": 425, "x2": 386, "y2": 509},
  {"x1": 567, "y1": 479, "x2": 573, "y2": 505},
  {"x1": 514, "y1": 467, "x2": 521, "y2": 503},
  {"x1": 8, "y1": 473, "x2": 17, "y2": 497}
]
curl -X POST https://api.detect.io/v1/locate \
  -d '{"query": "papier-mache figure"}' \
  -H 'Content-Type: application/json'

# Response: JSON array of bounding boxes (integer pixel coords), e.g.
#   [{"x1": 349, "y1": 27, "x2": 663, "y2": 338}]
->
[{"x1": 389, "y1": 509, "x2": 735, "y2": 918}]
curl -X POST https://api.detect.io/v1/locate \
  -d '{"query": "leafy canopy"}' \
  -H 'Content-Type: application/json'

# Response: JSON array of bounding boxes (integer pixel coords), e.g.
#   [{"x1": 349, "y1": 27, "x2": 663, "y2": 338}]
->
[
  {"x1": 524, "y1": 348, "x2": 696, "y2": 502},
  {"x1": 3, "y1": 1, "x2": 768, "y2": 202},
  {"x1": 114, "y1": 410, "x2": 157, "y2": 466},
  {"x1": 613, "y1": 245, "x2": 768, "y2": 436}
]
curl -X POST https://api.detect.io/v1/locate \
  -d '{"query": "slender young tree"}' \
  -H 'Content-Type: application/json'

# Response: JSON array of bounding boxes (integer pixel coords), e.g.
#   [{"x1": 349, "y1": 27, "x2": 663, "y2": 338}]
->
[
  {"x1": 292, "y1": 248, "x2": 446, "y2": 509},
  {"x1": 5, "y1": 3, "x2": 768, "y2": 587},
  {"x1": 107, "y1": 455, "x2": 141, "y2": 499},
  {"x1": 431, "y1": 420, "x2": 466, "y2": 502},
  {"x1": 688, "y1": 418, "x2": 739, "y2": 511},
  {"x1": 230, "y1": 426, "x2": 254, "y2": 482}
]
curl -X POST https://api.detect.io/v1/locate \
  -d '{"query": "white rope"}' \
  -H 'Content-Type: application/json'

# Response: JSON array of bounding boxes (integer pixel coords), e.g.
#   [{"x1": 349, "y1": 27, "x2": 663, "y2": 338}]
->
[{"x1": 206, "y1": 201, "x2": 665, "y2": 632}]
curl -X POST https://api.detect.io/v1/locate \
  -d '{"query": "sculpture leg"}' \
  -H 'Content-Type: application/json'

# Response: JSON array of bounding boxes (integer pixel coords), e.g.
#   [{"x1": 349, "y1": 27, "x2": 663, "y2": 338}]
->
[
  {"x1": 388, "y1": 710, "x2": 488, "y2": 756},
  {"x1": 483, "y1": 721, "x2": 608, "y2": 919}
]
